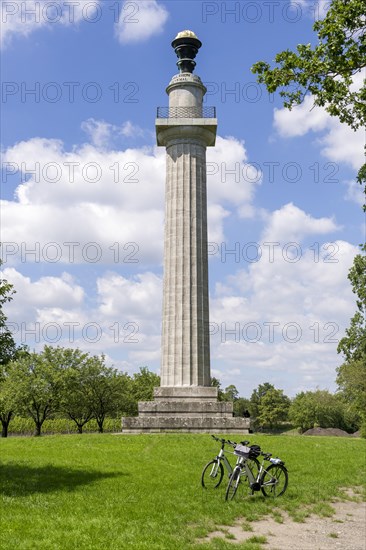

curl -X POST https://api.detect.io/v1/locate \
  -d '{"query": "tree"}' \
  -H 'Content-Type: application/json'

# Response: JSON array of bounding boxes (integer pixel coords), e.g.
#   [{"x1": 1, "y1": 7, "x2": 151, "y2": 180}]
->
[
  {"x1": 337, "y1": 244, "x2": 366, "y2": 362},
  {"x1": 0, "y1": 368, "x2": 16, "y2": 438},
  {"x1": 220, "y1": 384, "x2": 251, "y2": 417},
  {"x1": 250, "y1": 382, "x2": 275, "y2": 420},
  {"x1": 0, "y1": 262, "x2": 18, "y2": 366},
  {"x1": 211, "y1": 377, "x2": 225, "y2": 401},
  {"x1": 131, "y1": 367, "x2": 160, "y2": 401},
  {"x1": 210, "y1": 379, "x2": 251, "y2": 416},
  {"x1": 0, "y1": 348, "x2": 29, "y2": 437},
  {"x1": 336, "y1": 244, "x2": 366, "y2": 434},
  {"x1": 233, "y1": 397, "x2": 251, "y2": 418},
  {"x1": 257, "y1": 388, "x2": 290, "y2": 430},
  {"x1": 82, "y1": 356, "x2": 128, "y2": 433},
  {"x1": 336, "y1": 360, "x2": 365, "y2": 431},
  {"x1": 9, "y1": 350, "x2": 62, "y2": 436},
  {"x1": 223, "y1": 384, "x2": 239, "y2": 402},
  {"x1": 46, "y1": 346, "x2": 95, "y2": 434},
  {"x1": 289, "y1": 389, "x2": 347, "y2": 432},
  {"x1": 0, "y1": 266, "x2": 29, "y2": 437},
  {"x1": 251, "y1": 0, "x2": 366, "y2": 207},
  {"x1": 127, "y1": 367, "x2": 160, "y2": 415}
]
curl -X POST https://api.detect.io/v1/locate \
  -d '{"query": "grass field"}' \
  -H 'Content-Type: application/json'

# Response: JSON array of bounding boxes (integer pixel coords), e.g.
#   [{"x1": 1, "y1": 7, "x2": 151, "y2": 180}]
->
[{"x1": 1, "y1": 433, "x2": 365, "y2": 549}]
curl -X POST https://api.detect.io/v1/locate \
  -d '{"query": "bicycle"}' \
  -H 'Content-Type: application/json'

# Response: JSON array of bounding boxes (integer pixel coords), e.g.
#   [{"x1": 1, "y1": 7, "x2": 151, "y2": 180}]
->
[
  {"x1": 201, "y1": 435, "x2": 260, "y2": 489},
  {"x1": 225, "y1": 443, "x2": 288, "y2": 500}
]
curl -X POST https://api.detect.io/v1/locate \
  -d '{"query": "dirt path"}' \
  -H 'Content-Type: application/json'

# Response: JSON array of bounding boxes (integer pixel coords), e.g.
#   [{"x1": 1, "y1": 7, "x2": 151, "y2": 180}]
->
[{"x1": 203, "y1": 496, "x2": 366, "y2": 549}]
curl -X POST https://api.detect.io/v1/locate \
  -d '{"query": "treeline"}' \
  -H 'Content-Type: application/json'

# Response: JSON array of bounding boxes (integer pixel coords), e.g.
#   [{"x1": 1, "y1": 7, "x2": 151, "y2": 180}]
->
[
  {"x1": 6, "y1": 416, "x2": 122, "y2": 436},
  {"x1": 1, "y1": 345, "x2": 364, "y2": 438},
  {"x1": 0, "y1": 346, "x2": 159, "y2": 437},
  {"x1": 213, "y1": 380, "x2": 363, "y2": 436}
]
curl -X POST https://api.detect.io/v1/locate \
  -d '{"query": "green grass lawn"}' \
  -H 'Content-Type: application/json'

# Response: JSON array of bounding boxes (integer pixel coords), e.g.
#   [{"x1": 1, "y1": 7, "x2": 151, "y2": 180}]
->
[{"x1": 1, "y1": 433, "x2": 365, "y2": 550}]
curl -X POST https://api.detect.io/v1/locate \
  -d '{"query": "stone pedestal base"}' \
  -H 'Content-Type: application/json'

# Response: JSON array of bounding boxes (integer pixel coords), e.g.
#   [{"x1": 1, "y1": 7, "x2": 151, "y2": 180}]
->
[
  {"x1": 122, "y1": 415, "x2": 250, "y2": 433},
  {"x1": 121, "y1": 386, "x2": 250, "y2": 434}
]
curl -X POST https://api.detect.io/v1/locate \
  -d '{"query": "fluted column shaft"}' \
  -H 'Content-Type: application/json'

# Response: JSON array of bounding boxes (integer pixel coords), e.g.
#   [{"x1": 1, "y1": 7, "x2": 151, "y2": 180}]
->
[{"x1": 161, "y1": 138, "x2": 210, "y2": 386}]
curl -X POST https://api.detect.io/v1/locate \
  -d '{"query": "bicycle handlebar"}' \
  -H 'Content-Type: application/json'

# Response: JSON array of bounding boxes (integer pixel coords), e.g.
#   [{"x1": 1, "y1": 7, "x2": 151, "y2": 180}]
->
[
  {"x1": 211, "y1": 435, "x2": 251, "y2": 448},
  {"x1": 261, "y1": 452, "x2": 272, "y2": 459},
  {"x1": 211, "y1": 435, "x2": 236, "y2": 446}
]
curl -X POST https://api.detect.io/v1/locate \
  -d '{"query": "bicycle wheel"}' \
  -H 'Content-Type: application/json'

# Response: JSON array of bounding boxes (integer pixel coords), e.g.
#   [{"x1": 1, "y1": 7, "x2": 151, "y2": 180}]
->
[
  {"x1": 225, "y1": 466, "x2": 241, "y2": 501},
  {"x1": 260, "y1": 463, "x2": 288, "y2": 497},
  {"x1": 201, "y1": 459, "x2": 224, "y2": 489}
]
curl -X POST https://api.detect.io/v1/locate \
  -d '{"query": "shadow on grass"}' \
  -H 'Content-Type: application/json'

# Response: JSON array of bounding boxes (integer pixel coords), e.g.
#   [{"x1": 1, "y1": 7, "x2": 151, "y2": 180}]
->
[{"x1": 0, "y1": 462, "x2": 125, "y2": 497}]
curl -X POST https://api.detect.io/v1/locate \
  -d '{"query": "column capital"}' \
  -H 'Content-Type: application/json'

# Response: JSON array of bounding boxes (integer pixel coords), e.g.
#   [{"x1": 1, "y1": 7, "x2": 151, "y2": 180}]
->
[{"x1": 155, "y1": 119, "x2": 217, "y2": 147}]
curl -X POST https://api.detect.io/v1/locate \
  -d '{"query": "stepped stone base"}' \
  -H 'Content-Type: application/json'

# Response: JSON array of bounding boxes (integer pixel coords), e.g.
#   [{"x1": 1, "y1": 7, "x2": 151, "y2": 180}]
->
[
  {"x1": 121, "y1": 386, "x2": 251, "y2": 434},
  {"x1": 122, "y1": 416, "x2": 250, "y2": 433}
]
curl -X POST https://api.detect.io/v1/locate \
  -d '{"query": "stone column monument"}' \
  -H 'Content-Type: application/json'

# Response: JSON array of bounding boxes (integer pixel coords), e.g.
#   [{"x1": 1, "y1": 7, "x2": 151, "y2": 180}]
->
[{"x1": 122, "y1": 31, "x2": 250, "y2": 433}]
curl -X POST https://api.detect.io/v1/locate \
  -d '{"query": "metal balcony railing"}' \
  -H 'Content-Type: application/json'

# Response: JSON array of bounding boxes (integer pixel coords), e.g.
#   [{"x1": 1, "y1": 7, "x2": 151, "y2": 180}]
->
[{"x1": 156, "y1": 106, "x2": 216, "y2": 118}]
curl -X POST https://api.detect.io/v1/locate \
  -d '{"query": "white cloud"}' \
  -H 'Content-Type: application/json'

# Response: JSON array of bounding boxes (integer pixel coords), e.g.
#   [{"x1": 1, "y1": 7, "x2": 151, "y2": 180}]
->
[
  {"x1": 115, "y1": 0, "x2": 169, "y2": 44},
  {"x1": 1, "y1": 127, "x2": 259, "y2": 267},
  {"x1": 319, "y1": 122, "x2": 365, "y2": 171},
  {"x1": 1, "y1": 0, "x2": 101, "y2": 48},
  {"x1": 290, "y1": 0, "x2": 330, "y2": 20},
  {"x1": 206, "y1": 135, "x2": 262, "y2": 216},
  {"x1": 81, "y1": 119, "x2": 148, "y2": 149},
  {"x1": 209, "y1": 234, "x2": 359, "y2": 395},
  {"x1": 2, "y1": 267, "x2": 84, "y2": 323},
  {"x1": 1, "y1": 135, "x2": 166, "y2": 265},
  {"x1": 2, "y1": 221, "x2": 359, "y2": 395},
  {"x1": 274, "y1": 96, "x2": 329, "y2": 138},
  {"x1": 2, "y1": 121, "x2": 357, "y2": 395},
  {"x1": 97, "y1": 271, "x2": 162, "y2": 322},
  {"x1": 207, "y1": 204, "x2": 230, "y2": 243},
  {"x1": 343, "y1": 180, "x2": 365, "y2": 207},
  {"x1": 81, "y1": 119, "x2": 115, "y2": 150},
  {"x1": 206, "y1": 201, "x2": 357, "y2": 394},
  {"x1": 261, "y1": 202, "x2": 339, "y2": 242},
  {"x1": 274, "y1": 85, "x2": 365, "y2": 173},
  {"x1": 273, "y1": 84, "x2": 365, "y2": 209},
  {"x1": 120, "y1": 121, "x2": 146, "y2": 138},
  {"x1": 2, "y1": 265, "x2": 162, "y2": 369}
]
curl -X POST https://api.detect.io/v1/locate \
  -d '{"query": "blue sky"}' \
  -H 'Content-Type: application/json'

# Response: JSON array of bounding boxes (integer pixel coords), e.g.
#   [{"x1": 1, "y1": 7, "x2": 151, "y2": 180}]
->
[{"x1": 1, "y1": 0, "x2": 364, "y2": 397}]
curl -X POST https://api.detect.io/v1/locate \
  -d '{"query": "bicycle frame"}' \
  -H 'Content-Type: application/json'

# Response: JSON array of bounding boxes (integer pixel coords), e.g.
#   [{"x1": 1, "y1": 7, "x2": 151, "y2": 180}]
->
[
  {"x1": 203, "y1": 436, "x2": 269, "y2": 492},
  {"x1": 206, "y1": 437, "x2": 243, "y2": 480},
  {"x1": 239, "y1": 455, "x2": 285, "y2": 491},
  {"x1": 245, "y1": 458, "x2": 265, "y2": 492},
  {"x1": 222, "y1": 441, "x2": 288, "y2": 500},
  {"x1": 210, "y1": 446, "x2": 236, "y2": 476}
]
